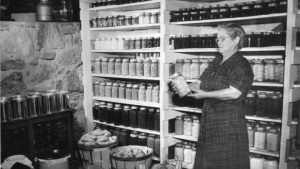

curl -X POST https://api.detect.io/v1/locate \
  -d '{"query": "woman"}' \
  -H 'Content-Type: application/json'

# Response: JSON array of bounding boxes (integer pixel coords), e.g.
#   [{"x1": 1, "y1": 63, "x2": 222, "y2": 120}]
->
[{"x1": 187, "y1": 23, "x2": 253, "y2": 169}]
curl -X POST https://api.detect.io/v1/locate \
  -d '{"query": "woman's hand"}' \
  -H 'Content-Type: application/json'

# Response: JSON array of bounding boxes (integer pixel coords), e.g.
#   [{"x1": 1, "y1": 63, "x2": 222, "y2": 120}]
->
[{"x1": 187, "y1": 89, "x2": 207, "y2": 99}]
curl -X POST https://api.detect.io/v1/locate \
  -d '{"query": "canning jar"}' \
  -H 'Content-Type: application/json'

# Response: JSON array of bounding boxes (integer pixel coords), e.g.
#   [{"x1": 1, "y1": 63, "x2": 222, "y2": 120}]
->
[
  {"x1": 266, "y1": 126, "x2": 279, "y2": 152},
  {"x1": 113, "y1": 104, "x2": 122, "y2": 125},
  {"x1": 264, "y1": 59, "x2": 276, "y2": 81},
  {"x1": 210, "y1": 5, "x2": 220, "y2": 19},
  {"x1": 94, "y1": 58, "x2": 101, "y2": 74},
  {"x1": 268, "y1": 1, "x2": 279, "y2": 13},
  {"x1": 191, "y1": 144, "x2": 197, "y2": 166},
  {"x1": 183, "y1": 115, "x2": 192, "y2": 136},
  {"x1": 147, "y1": 134, "x2": 155, "y2": 151},
  {"x1": 118, "y1": 83, "x2": 126, "y2": 99},
  {"x1": 256, "y1": 92, "x2": 268, "y2": 117},
  {"x1": 93, "y1": 102, "x2": 100, "y2": 120},
  {"x1": 154, "y1": 109, "x2": 160, "y2": 131},
  {"x1": 130, "y1": 106, "x2": 138, "y2": 128},
  {"x1": 101, "y1": 58, "x2": 108, "y2": 74},
  {"x1": 144, "y1": 58, "x2": 151, "y2": 77},
  {"x1": 175, "y1": 116, "x2": 184, "y2": 135},
  {"x1": 112, "y1": 82, "x2": 119, "y2": 98},
  {"x1": 99, "y1": 82, "x2": 106, "y2": 97},
  {"x1": 268, "y1": 94, "x2": 281, "y2": 118},
  {"x1": 170, "y1": 73, "x2": 192, "y2": 98},
  {"x1": 99, "y1": 102, "x2": 107, "y2": 122},
  {"x1": 279, "y1": 0, "x2": 287, "y2": 13},
  {"x1": 145, "y1": 13, "x2": 151, "y2": 24},
  {"x1": 229, "y1": 4, "x2": 241, "y2": 18},
  {"x1": 118, "y1": 15, "x2": 125, "y2": 26},
  {"x1": 175, "y1": 59, "x2": 184, "y2": 75},
  {"x1": 129, "y1": 131, "x2": 138, "y2": 145},
  {"x1": 136, "y1": 59, "x2": 144, "y2": 76},
  {"x1": 191, "y1": 59, "x2": 200, "y2": 79},
  {"x1": 175, "y1": 142, "x2": 184, "y2": 161},
  {"x1": 106, "y1": 103, "x2": 114, "y2": 123},
  {"x1": 91, "y1": 17, "x2": 98, "y2": 28},
  {"x1": 142, "y1": 37, "x2": 147, "y2": 48},
  {"x1": 219, "y1": 4, "x2": 229, "y2": 18},
  {"x1": 152, "y1": 85, "x2": 159, "y2": 103},
  {"x1": 126, "y1": 83, "x2": 133, "y2": 100},
  {"x1": 151, "y1": 12, "x2": 158, "y2": 24},
  {"x1": 253, "y1": 59, "x2": 264, "y2": 82},
  {"x1": 264, "y1": 157, "x2": 278, "y2": 169},
  {"x1": 129, "y1": 59, "x2": 137, "y2": 76},
  {"x1": 146, "y1": 84, "x2": 153, "y2": 102},
  {"x1": 244, "y1": 92, "x2": 257, "y2": 116},
  {"x1": 119, "y1": 129, "x2": 130, "y2": 146},
  {"x1": 132, "y1": 84, "x2": 139, "y2": 101},
  {"x1": 124, "y1": 38, "x2": 130, "y2": 50},
  {"x1": 122, "y1": 58, "x2": 129, "y2": 76},
  {"x1": 183, "y1": 143, "x2": 192, "y2": 164},
  {"x1": 108, "y1": 58, "x2": 115, "y2": 75},
  {"x1": 94, "y1": 81, "x2": 100, "y2": 96},
  {"x1": 139, "y1": 12, "x2": 145, "y2": 24},
  {"x1": 114, "y1": 58, "x2": 122, "y2": 75},
  {"x1": 138, "y1": 84, "x2": 146, "y2": 101},
  {"x1": 253, "y1": 2, "x2": 264, "y2": 15},
  {"x1": 129, "y1": 38, "x2": 135, "y2": 50},
  {"x1": 105, "y1": 81, "x2": 112, "y2": 97},
  {"x1": 192, "y1": 115, "x2": 199, "y2": 138},
  {"x1": 247, "y1": 122, "x2": 255, "y2": 148},
  {"x1": 132, "y1": 16, "x2": 139, "y2": 25},
  {"x1": 122, "y1": 105, "x2": 130, "y2": 126},
  {"x1": 199, "y1": 6, "x2": 209, "y2": 20},
  {"x1": 241, "y1": 2, "x2": 252, "y2": 16},
  {"x1": 147, "y1": 108, "x2": 155, "y2": 130},
  {"x1": 146, "y1": 37, "x2": 154, "y2": 48},
  {"x1": 275, "y1": 59, "x2": 284, "y2": 83},
  {"x1": 135, "y1": 37, "x2": 142, "y2": 49},
  {"x1": 182, "y1": 59, "x2": 191, "y2": 79},
  {"x1": 118, "y1": 38, "x2": 125, "y2": 50},
  {"x1": 250, "y1": 154, "x2": 265, "y2": 169},
  {"x1": 199, "y1": 59, "x2": 209, "y2": 77},
  {"x1": 138, "y1": 107, "x2": 147, "y2": 129},
  {"x1": 254, "y1": 123, "x2": 267, "y2": 149},
  {"x1": 125, "y1": 16, "x2": 132, "y2": 26},
  {"x1": 151, "y1": 59, "x2": 159, "y2": 77}
]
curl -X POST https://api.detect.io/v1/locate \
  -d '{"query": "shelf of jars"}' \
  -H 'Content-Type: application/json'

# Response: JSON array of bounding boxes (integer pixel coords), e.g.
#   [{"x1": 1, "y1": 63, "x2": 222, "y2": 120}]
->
[
  {"x1": 168, "y1": 133, "x2": 197, "y2": 142},
  {"x1": 93, "y1": 120, "x2": 160, "y2": 135},
  {"x1": 171, "y1": 46, "x2": 285, "y2": 53},
  {"x1": 91, "y1": 74, "x2": 160, "y2": 81},
  {"x1": 91, "y1": 49, "x2": 161, "y2": 53},
  {"x1": 170, "y1": 13, "x2": 287, "y2": 26},
  {"x1": 245, "y1": 115, "x2": 281, "y2": 123},
  {"x1": 249, "y1": 148, "x2": 280, "y2": 157},
  {"x1": 252, "y1": 82, "x2": 284, "y2": 87},
  {"x1": 90, "y1": 23, "x2": 160, "y2": 31},
  {"x1": 92, "y1": 96, "x2": 160, "y2": 108},
  {"x1": 89, "y1": 0, "x2": 161, "y2": 12},
  {"x1": 169, "y1": 106, "x2": 202, "y2": 114}
]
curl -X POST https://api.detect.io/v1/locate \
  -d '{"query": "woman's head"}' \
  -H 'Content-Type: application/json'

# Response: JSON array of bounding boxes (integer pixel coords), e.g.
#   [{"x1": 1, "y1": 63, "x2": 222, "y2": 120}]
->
[{"x1": 216, "y1": 23, "x2": 246, "y2": 54}]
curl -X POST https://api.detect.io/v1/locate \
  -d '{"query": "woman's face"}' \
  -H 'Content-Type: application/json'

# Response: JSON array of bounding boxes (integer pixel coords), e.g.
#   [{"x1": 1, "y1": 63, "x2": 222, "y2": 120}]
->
[{"x1": 216, "y1": 28, "x2": 238, "y2": 54}]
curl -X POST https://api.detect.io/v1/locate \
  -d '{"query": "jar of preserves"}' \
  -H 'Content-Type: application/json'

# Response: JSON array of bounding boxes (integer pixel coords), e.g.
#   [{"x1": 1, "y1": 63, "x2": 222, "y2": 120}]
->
[
  {"x1": 118, "y1": 83, "x2": 126, "y2": 99},
  {"x1": 146, "y1": 84, "x2": 153, "y2": 102},
  {"x1": 136, "y1": 59, "x2": 144, "y2": 76},
  {"x1": 170, "y1": 73, "x2": 192, "y2": 98},
  {"x1": 254, "y1": 122, "x2": 267, "y2": 150},
  {"x1": 108, "y1": 58, "x2": 115, "y2": 75},
  {"x1": 268, "y1": 94, "x2": 281, "y2": 118},
  {"x1": 247, "y1": 121, "x2": 255, "y2": 148},
  {"x1": 182, "y1": 59, "x2": 191, "y2": 79},
  {"x1": 183, "y1": 143, "x2": 192, "y2": 164},
  {"x1": 191, "y1": 59, "x2": 200, "y2": 79},
  {"x1": 145, "y1": 108, "x2": 154, "y2": 130},
  {"x1": 175, "y1": 59, "x2": 184, "y2": 75},
  {"x1": 245, "y1": 92, "x2": 257, "y2": 116},
  {"x1": 125, "y1": 16, "x2": 132, "y2": 26},
  {"x1": 128, "y1": 38, "x2": 135, "y2": 50},
  {"x1": 118, "y1": 15, "x2": 125, "y2": 26},
  {"x1": 183, "y1": 115, "x2": 192, "y2": 136},
  {"x1": 199, "y1": 59, "x2": 209, "y2": 77},
  {"x1": 279, "y1": 0, "x2": 287, "y2": 13},
  {"x1": 192, "y1": 115, "x2": 199, "y2": 138},
  {"x1": 135, "y1": 37, "x2": 142, "y2": 49},
  {"x1": 191, "y1": 143, "x2": 197, "y2": 165},
  {"x1": 130, "y1": 106, "x2": 138, "y2": 128},
  {"x1": 124, "y1": 38, "x2": 130, "y2": 50},
  {"x1": 154, "y1": 109, "x2": 160, "y2": 131},
  {"x1": 126, "y1": 83, "x2": 133, "y2": 100},
  {"x1": 241, "y1": 2, "x2": 252, "y2": 16},
  {"x1": 175, "y1": 116, "x2": 184, "y2": 135},
  {"x1": 142, "y1": 37, "x2": 147, "y2": 48},
  {"x1": 182, "y1": 9, "x2": 190, "y2": 21},
  {"x1": 256, "y1": 92, "x2": 268, "y2": 117},
  {"x1": 146, "y1": 37, "x2": 154, "y2": 48},
  {"x1": 91, "y1": 17, "x2": 98, "y2": 28},
  {"x1": 132, "y1": 16, "x2": 139, "y2": 25},
  {"x1": 229, "y1": 4, "x2": 241, "y2": 18},
  {"x1": 94, "y1": 58, "x2": 101, "y2": 74},
  {"x1": 268, "y1": 1, "x2": 279, "y2": 13},
  {"x1": 250, "y1": 154, "x2": 265, "y2": 169},
  {"x1": 94, "y1": 81, "x2": 100, "y2": 96},
  {"x1": 145, "y1": 13, "x2": 151, "y2": 24},
  {"x1": 266, "y1": 126, "x2": 279, "y2": 152},
  {"x1": 138, "y1": 107, "x2": 147, "y2": 129},
  {"x1": 99, "y1": 82, "x2": 106, "y2": 97},
  {"x1": 175, "y1": 142, "x2": 184, "y2": 161},
  {"x1": 151, "y1": 12, "x2": 158, "y2": 24},
  {"x1": 154, "y1": 136, "x2": 160, "y2": 156},
  {"x1": 101, "y1": 58, "x2": 108, "y2": 74},
  {"x1": 275, "y1": 59, "x2": 284, "y2": 83},
  {"x1": 210, "y1": 5, "x2": 220, "y2": 19},
  {"x1": 139, "y1": 12, "x2": 145, "y2": 24},
  {"x1": 119, "y1": 129, "x2": 130, "y2": 146},
  {"x1": 106, "y1": 103, "x2": 114, "y2": 123},
  {"x1": 122, "y1": 105, "x2": 130, "y2": 126},
  {"x1": 129, "y1": 131, "x2": 139, "y2": 145},
  {"x1": 147, "y1": 134, "x2": 155, "y2": 151},
  {"x1": 138, "y1": 85, "x2": 146, "y2": 101},
  {"x1": 152, "y1": 85, "x2": 159, "y2": 103},
  {"x1": 253, "y1": 2, "x2": 264, "y2": 15},
  {"x1": 113, "y1": 104, "x2": 122, "y2": 125},
  {"x1": 151, "y1": 59, "x2": 159, "y2": 77},
  {"x1": 99, "y1": 102, "x2": 107, "y2": 122},
  {"x1": 118, "y1": 38, "x2": 125, "y2": 50},
  {"x1": 253, "y1": 59, "x2": 264, "y2": 82},
  {"x1": 132, "y1": 84, "x2": 139, "y2": 101},
  {"x1": 199, "y1": 6, "x2": 209, "y2": 20},
  {"x1": 129, "y1": 59, "x2": 137, "y2": 76},
  {"x1": 264, "y1": 59, "x2": 276, "y2": 81},
  {"x1": 143, "y1": 58, "x2": 151, "y2": 77},
  {"x1": 115, "y1": 58, "x2": 122, "y2": 75},
  {"x1": 105, "y1": 81, "x2": 112, "y2": 97},
  {"x1": 112, "y1": 82, "x2": 119, "y2": 98},
  {"x1": 93, "y1": 102, "x2": 100, "y2": 120},
  {"x1": 122, "y1": 58, "x2": 129, "y2": 76},
  {"x1": 219, "y1": 4, "x2": 229, "y2": 19},
  {"x1": 264, "y1": 157, "x2": 278, "y2": 169}
]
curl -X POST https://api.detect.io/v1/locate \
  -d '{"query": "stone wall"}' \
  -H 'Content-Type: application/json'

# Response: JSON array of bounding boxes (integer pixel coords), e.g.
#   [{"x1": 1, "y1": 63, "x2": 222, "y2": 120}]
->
[{"x1": 0, "y1": 21, "x2": 85, "y2": 140}]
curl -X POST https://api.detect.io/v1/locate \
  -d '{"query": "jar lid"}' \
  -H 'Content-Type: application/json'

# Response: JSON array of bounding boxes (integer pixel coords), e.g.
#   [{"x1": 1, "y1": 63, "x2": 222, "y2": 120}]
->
[
  {"x1": 246, "y1": 93, "x2": 256, "y2": 97},
  {"x1": 276, "y1": 59, "x2": 284, "y2": 64},
  {"x1": 106, "y1": 82, "x2": 112, "y2": 86},
  {"x1": 139, "y1": 85, "x2": 146, "y2": 90},
  {"x1": 119, "y1": 83, "x2": 126, "y2": 87},
  {"x1": 152, "y1": 59, "x2": 158, "y2": 63},
  {"x1": 192, "y1": 115, "x2": 199, "y2": 120},
  {"x1": 147, "y1": 84, "x2": 153, "y2": 89},
  {"x1": 122, "y1": 58, "x2": 129, "y2": 62},
  {"x1": 175, "y1": 142, "x2": 183, "y2": 147},
  {"x1": 133, "y1": 84, "x2": 139, "y2": 89},
  {"x1": 139, "y1": 133, "x2": 147, "y2": 137},
  {"x1": 114, "y1": 104, "x2": 122, "y2": 109},
  {"x1": 130, "y1": 132, "x2": 138, "y2": 136},
  {"x1": 140, "y1": 107, "x2": 146, "y2": 110},
  {"x1": 100, "y1": 82, "x2": 106, "y2": 86},
  {"x1": 192, "y1": 59, "x2": 200, "y2": 63},
  {"x1": 124, "y1": 105, "x2": 130, "y2": 110},
  {"x1": 176, "y1": 116, "x2": 183, "y2": 120},
  {"x1": 137, "y1": 59, "x2": 143, "y2": 63},
  {"x1": 95, "y1": 58, "x2": 101, "y2": 61},
  {"x1": 131, "y1": 106, "x2": 138, "y2": 109},
  {"x1": 153, "y1": 85, "x2": 160, "y2": 90},
  {"x1": 107, "y1": 103, "x2": 114, "y2": 108},
  {"x1": 149, "y1": 108, "x2": 155, "y2": 112},
  {"x1": 126, "y1": 84, "x2": 133, "y2": 88},
  {"x1": 94, "y1": 81, "x2": 100, "y2": 84},
  {"x1": 100, "y1": 102, "x2": 106, "y2": 106},
  {"x1": 148, "y1": 134, "x2": 155, "y2": 137},
  {"x1": 156, "y1": 109, "x2": 160, "y2": 113},
  {"x1": 268, "y1": 127, "x2": 278, "y2": 133},
  {"x1": 184, "y1": 144, "x2": 192, "y2": 148},
  {"x1": 258, "y1": 92, "x2": 268, "y2": 98},
  {"x1": 94, "y1": 102, "x2": 100, "y2": 106},
  {"x1": 115, "y1": 59, "x2": 122, "y2": 62},
  {"x1": 266, "y1": 59, "x2": 276, "y2": 64},
  {"x1": 102, "y1": 58, "x2": 109, "y2": 61},
  {"x1": 130, "y1": 59, "x2": 137, "y2": 63},
  {"x1": 176, "y1": 59, "x2": 184, "y2": 63},
  {"x1": 270, "y1": 94, "x2": 279, "y2": 99},
  {"x1": 113, "y1": 83, "x2": 119, "y2": 87}
]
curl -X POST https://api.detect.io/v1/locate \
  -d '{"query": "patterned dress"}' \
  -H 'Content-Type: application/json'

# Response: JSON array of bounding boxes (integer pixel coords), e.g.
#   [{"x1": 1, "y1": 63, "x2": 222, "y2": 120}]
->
[{"x1": 193, "y1": 52, "x2": 254, "y2": 169}]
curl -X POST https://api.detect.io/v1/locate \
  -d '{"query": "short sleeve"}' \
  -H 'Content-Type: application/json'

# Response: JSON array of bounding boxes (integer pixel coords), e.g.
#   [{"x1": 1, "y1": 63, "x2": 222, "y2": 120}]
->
[{"x1": 227, "y1": 61, "x2": 254, "y2": 94}]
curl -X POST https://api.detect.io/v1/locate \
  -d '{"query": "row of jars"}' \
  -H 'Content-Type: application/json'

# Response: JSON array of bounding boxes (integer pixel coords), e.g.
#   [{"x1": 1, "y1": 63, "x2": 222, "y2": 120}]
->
[
  {"x1": 174, "y1": 142, "x2": 197, "y2": 166},
  {"x1": 92, "y1": 57, "x2": 159, "y2": 77},
  {"x1": 174, "y1": 115, "x2": 200, "y2": 139},
  {"x1": 93, "y1": 81, "x2": 160, "y2": 103},
  {"x1": 93, "y1": 102, "x2": 160, "y2": 131},
  {"x1": 170, "y1": 0, "x2": 287, "y2": 22},
  {"x1": 250, "y1": 154, "x2": 278, "y2": 169},
  {"x1": 169, "y1": 31, "x2": 286, "y2": 50},
  {"x1": 93, "y1": 37, "x2": 160, "y2": 50},
  {"x1": 245, "y1": 90, "x2": 282, "y2": 119},
  {"x1": 248, "y1": 121, "x2": 281, "y2": 152},
  {"x1": 90, "y1": 12, "x2": 159, "y2": 28},
  {"x1": 169, "y1": 58, "x2": 213, "y2": 80},
  {"x1": 90, "y1": 0, "x2": 150, "y2": 8},
  {"x1": 97, "y1": 125, "x2": 161, "y2": 156},
  {"x1": 250, "y1": 59, "x2": 284, "y2": 83},
  {"x1": 0, "y1": 90, "x2": 70, "y2": 122}
]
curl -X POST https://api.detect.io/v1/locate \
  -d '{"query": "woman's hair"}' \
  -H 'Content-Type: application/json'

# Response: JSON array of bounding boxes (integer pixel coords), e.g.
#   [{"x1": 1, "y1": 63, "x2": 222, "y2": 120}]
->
[{"x1": 219, "y1": 23, "x2": 246, "y2": 49}]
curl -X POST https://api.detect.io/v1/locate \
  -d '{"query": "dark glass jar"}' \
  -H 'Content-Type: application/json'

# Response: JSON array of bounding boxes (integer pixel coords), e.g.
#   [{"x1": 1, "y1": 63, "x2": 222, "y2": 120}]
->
[
  {"x1": 268, "y1": 1, "x2": 279, "y2": 14},
  {"x1": 279, "y1": 0, "x2": 287, "y2": 13},
  {"x1": 106, "y1": 103, "x2": 114, "y2": 123},
  {"x1": 154, "y1": 136, "x2": 160, "y2": 156},
  {"x1": 241, "y1": 2, "x2": 252, "y2": 17},
  {"x1": 256, "y1": 92, "x2": 268, "y2": 117},
  {"x1": 122, "y1": 105, "x2": 130, "y2": 126},
  {"x1": 253, "y1": 1, "x2": 264, "y2": 15},
  {"x1": 198, "y1": 6, "x2": 208, "y2": 20},
  {"x1": 210, "y1": 5, "x2": 220, "y2": 19},
  {"x1": 147, "y1": 134, "x2": 155, "y2": 151},
  {"x1": 173, "y1": 11, "x2": 181, "y2": 22},
  {"x1": 191, "y1": 35, "x2": 200, "y2": 48},
  {"x1": 119, "y1": 129, "x2": 130, "y2": 146},
  {"x1": 129, "y1": 38, "x2": 135, "y2": 50},
  {"x1": 138, "y1": 133, "x2": 148, "y2": 146},
  {"x1": 190, "y1": 9, "x2": 198, "y2": 21},
  {"x1": 146, "y1": 37, "x2": 153, "y2": 48},
  {"x1": 146, "y1": 108, "x2": 155, "y2": 130},
  {"x1": 154, "y1": 37, "x2": 160, "y2": 48},
  {"x1": 154, "y1": 109, "x2": 160, "y2": 131},
  {"x1": 244, "y1": 33, "x2": 251, "y2": 48},
  {"x1": 244, "y1": 93, "x2": 257, "y2": 116},
  {"x1": 138, "y1": 107, "x2": 147, "y2": 129},
  {"x1": 130, "y1": 106, "x2": 138, "y2": 128},
  {"x1": 99, "y1": 102, "x2": 107, "y2": 122},
  {"x1": 219, "y1": 4, "x2": 229, "y2": 19},
  {"x1": 175, "y1": 115, "x2": 184, "y2": 135},
  {"x1": 129, "y1": 131, "x2": 139, "y2": 145},
  {"x1": 182, "y1": 8, "x2": 190, "y2": 21},
  {"x1": 93, "y1": 102, "x2": 100, "y2": 120},
  {"x1": 277, "y1": 31, "x2": 286, "y2": 46},
  {"x1": 230, "y1": 4, "x2": 241, "y2": 18},
  {"x1": 268, "y1": 94, "x2": 282, "y2": 118},
  {"x1": 113, "y1": 104, "x2": 122, "y2": 125}
]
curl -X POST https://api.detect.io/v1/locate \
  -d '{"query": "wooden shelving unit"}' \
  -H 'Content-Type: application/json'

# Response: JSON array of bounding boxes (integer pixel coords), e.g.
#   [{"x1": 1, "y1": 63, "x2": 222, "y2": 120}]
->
[
  {"x1": 90, "y1": 24, "x2": 160, "y2": 31},
  {"x1": 92, "y1": 74, "x2": 160, "y2": 81}
]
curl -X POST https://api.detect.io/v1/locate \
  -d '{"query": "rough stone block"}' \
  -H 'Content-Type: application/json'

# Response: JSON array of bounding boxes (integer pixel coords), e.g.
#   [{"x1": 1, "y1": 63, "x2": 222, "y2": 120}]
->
[
  {"x1": 1, "y1": 59, "x2": 25, "y2": 71},
  {"x1": 0, "y1": 71, "x2": 26, "y2": 96},
  {"x1": 41, "y1": 51, "x2": 56, "y2": 60}
]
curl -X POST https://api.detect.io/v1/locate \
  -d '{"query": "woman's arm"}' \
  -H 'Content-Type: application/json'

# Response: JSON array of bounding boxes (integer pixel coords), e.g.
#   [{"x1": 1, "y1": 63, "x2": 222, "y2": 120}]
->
[{"x1": 188, "y1": 85, "x2": 242, "y2": 100}]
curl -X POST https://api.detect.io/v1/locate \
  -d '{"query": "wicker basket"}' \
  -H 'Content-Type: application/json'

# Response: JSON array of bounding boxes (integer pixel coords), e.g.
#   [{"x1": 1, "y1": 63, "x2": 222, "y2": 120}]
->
[{"x1": 110, "y1": 146, "x2": 153, "y2": 169}]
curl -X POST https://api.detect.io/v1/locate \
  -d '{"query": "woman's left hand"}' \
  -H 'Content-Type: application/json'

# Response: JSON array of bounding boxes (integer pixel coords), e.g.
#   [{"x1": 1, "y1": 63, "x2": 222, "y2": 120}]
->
[{"x1": 187, "y1": 89, "x2": 207, "y2": 99}]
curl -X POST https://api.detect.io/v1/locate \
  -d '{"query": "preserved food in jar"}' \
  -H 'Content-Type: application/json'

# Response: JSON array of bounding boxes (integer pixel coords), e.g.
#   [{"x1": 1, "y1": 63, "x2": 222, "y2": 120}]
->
[
  {"x1": 101, "y1": 58, "x2": 108, "y2": 74},
  {"x1": 152, "y1": 85, "x2": 159, "y2": 103},
  {"x1": 183, "y1": 115, "x2": 192, "y2": 136},
  {"x1": 99, "y1": 82, "x2": 106, "y2": 97},
  {"x1": 146, "y1": 84, "x2": 153, "y2": 102},
  {"x1": 113, "y1": 104, "x2": 122, "y2": 125},
  {"x1": 122, "y1": 58, "x2": 129, "y2": 76},
  {"x1": 118, "y1": 38, "x2": 125, "y2": 50},
  {"x1": 106, "y1": 103, "x2": 114, "y2": 123},
  {"x1": 112, "y1": 82, "x2": 119, "y2": 98},
  {"x1": 175, "y1": 116, "x2": 184, "y2": 135},
  {"x1": 247, "y1": 122, "x2": 255, "y2": 148},
  {"x1": 151, "y1": 59, "x2": 159, "y2": 77},
  {"x1": 94, "y1": 58, "x2": 101, "y2": 74},
  {"x1": 105, "y1": 82, "x2": 112, "y2": 97},
  {"x1": 254, "y1": 123, "x2": 266, "y2": 149},
  {"x1": 139, "y1": 12, "x2": 145, "y2": 24},
  {"x1": 154, "y1": 109, "x2": 160, "y2": 131},
  {"x1": 250, "y1": 154, "x2": 265, "y2": 169},
  {"x1": 108, "y1": 58, "x2": 115, "y2": 75},
  {"x1": 264, "y1": 59, "x2": 276, "y2": 81},
  {"x1": 126, "y1": 83, "x2": 133, "y2": 100},
  {"x1": 129, "y1": 59, "x2": 137, "y2": 76},
  {"x1": 122, "y1": 105, "x2": 130, "y2": 126},
  {"x1": 266, "y1": 126, "x2": 279, "y2": 152},
  {"x1": 115, "y1": 58, "x2": 122, "y2": 75},
  {"x1": 244, "y1": 92, "x2": 257, "y2": 116},
  {"x1": 93, "y1": 102, "x2": 100, "y2": 120},
  {"x1": 175, "y1": 59, "x2": 184, "y2": 75},
  {"x1": 136, "y1": 59, "x2": 144, "y2": 76},
  {"x1": 147, "y1": 108, "x2": 155, "y2": 130},
  {"x1": 147, "y1": 134, "x2": 155, "y2": 151},
  {"x1": 170, "y1": 73, "x2": 192, "y2": 98},
  {"x1": 253, "y1": 59, "x2": 264, "y2": 82},
  {"x1": 118, "y1": 83, "x2": 126, "y2": 99},
  {"x1": 132, "y1": 84, "x2": 139, "y2": 101},
  {"x1": 256, "y1": 92, "x2": 268, "y2": 117},
  {"x1": 191, "y1": 59, "x2": 200, "y2": 79},
  {"x1": 130, "y1": 106, "x2": 138, "y2": 128},
  {"x1": 275, "y1": 59, "x2": 284, "y2": 83},
  {"x1": 268, "y1": 94, "x2": 281, "y2": 118},
  {"x1": 138, "y1": 85, "x2": 146, "y2": 101},
  {"x1": 94, "y1": 81, "x2": 100, "y2": 96},
  {"x1": 138, "y1": 107, "x2": 146, "y2": 129},
  {"x1": 99, "y1": 102, "x2": 107, "y2": 122},
  {"x1": 154, "y1": 136, "x2": 160, "y2": 156},
  {"x1": 119, "y1": 129, "x2": 130, "y2": 146},
  {"x1": 129, "y1": 131, "x2": 138, "y2": 145},
  {"x1": 175, "y1": 142, "x2": 184, "y2": 161},
  {"x1": 264, "y1": 157, "x2": 278, "y2": 169},
  {"x1": 135, "y1": 38, "x2": 142, "y2": 49},
  {"x1": 192, "y1": 115, "x2": 199, "y2": 138},
  {"x1": 144, "y1": 58, "x2": 151, "y2": 77},
  {"x1": 183, "y1": 143, "x2": 192, "y2": 164}
]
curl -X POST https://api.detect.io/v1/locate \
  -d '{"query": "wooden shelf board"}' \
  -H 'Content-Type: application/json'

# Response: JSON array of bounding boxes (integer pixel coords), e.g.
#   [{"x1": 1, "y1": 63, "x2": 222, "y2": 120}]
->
[
  {"x1": 90, "y1": 24, "x2": 160, "y2": 31},
  {"x1": 89, "y1": 0, "x2": 161, "y2": 11},
  {"x1": 252, "y1": 82, "x2": 284, "y2": 87},
  {"x1": 170, "y1": 13, "x2": 287, "y2": 26},
  {"x1": 92, "y1": 74, "x2": 160, "y2": 81},
  {"x1": 92, "y1": 96, "x2": 160, "y2": 108},
  {"x1": 94, "y1": 120, "x2": 160, "y2": 135},
  {"x1": 91, "y1": 49, "x2": 160, "y2": 53},
  {"x1": 246, "y1": 115, "x2": 282, "y2": 123},
  {"x1": 171, "y1": 47, "x2": 285, "y2": 53},
  {"x1": 294, "y1": 84, "x2": 300, "y2": 88},
  {"x1": 169, "y1": 106, "x2": 202, "y2": 114},
  {"x1": 249, "y1": 148, "x2": 280, "y2": 157},
  {"x1": 169, "y1": 133, "x2": 198, "y2": 142}
]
